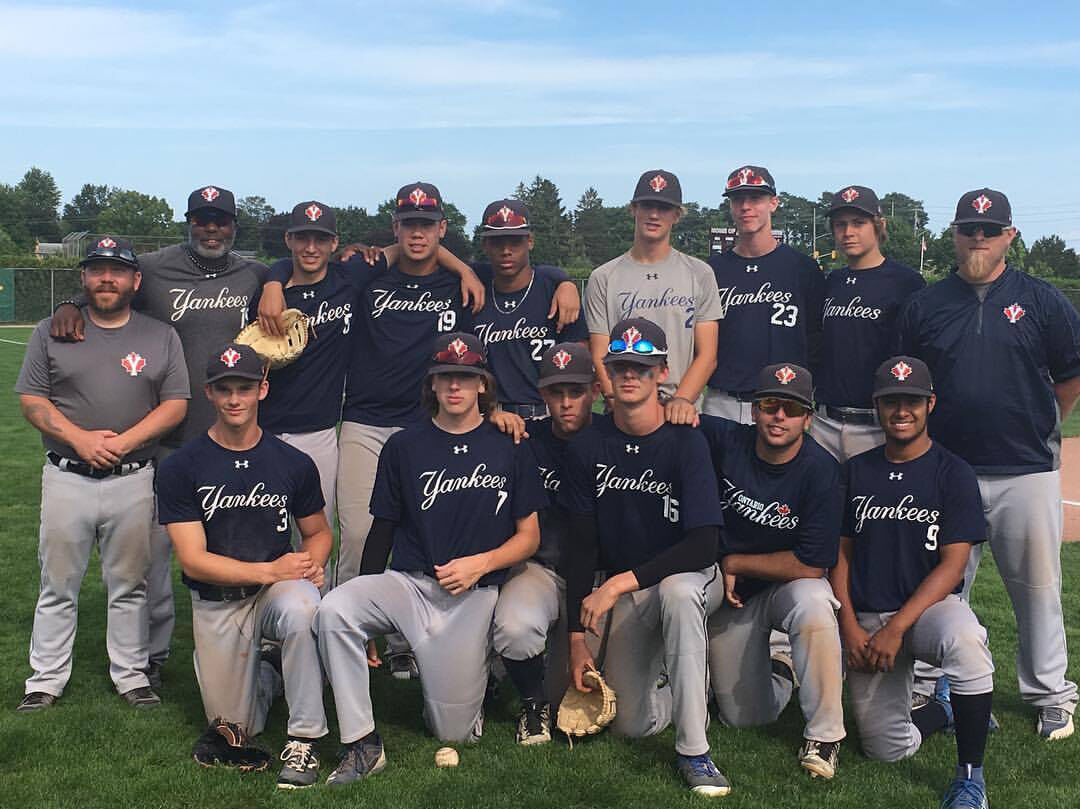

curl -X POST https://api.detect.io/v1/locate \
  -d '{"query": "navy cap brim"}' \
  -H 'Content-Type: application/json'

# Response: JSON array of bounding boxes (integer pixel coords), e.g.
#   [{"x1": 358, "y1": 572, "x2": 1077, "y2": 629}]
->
[
  {"x1": 205, "y1": 369, "x2": 264, "y2": 384},
  {"x1": 79, "y1": 255, "x2": 138, "y2": 270},
  {"x1": 479, "y1": 227, "x2": 532, "y2": 238},
  {"x1": 828, "y1": 203, "x2": 880, "y2": 218},
  {"x1": 753, "y1": 389, "x2": 813, "y2": 408},
  {"x1": 538, "y1": 372, "x2": 595, "y2": 387},
  {"x1": 426, "y1": 363, "x2": 488, "y2": 377},
  {"x1": 286, "y1": 224, "x2": 337, "y2": 236},
  {"x1": 603, "y1": 353, "x2": 666, "y2": 367},
  {"x1": 951, "y1": 217, "x2": 1012, "y2": 226},
  {"x1": 723, "y1": 186, "x2": 777, "y2": 197},
  {"x1": 394, "y1": 210, "x2": 444, "y2": 222},
  {"x1": 872, "y1": 384, "x2": 933, "y2": 399},
  {"x1": 631, "y1": 194, "x2": 681, "y2": 206}
]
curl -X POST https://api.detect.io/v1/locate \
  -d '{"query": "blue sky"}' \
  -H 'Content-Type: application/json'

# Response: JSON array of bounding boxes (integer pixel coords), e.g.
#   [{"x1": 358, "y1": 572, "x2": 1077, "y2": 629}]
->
[{"x1": 2, "y1": 1, "x2": 1079, "y2": 244}]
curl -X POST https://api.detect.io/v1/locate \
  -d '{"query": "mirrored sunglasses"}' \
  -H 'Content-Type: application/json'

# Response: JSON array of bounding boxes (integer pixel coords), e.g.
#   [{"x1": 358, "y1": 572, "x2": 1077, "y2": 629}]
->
[{"x1": 756, "y1": 397, "x2": 810, "y2": 417}]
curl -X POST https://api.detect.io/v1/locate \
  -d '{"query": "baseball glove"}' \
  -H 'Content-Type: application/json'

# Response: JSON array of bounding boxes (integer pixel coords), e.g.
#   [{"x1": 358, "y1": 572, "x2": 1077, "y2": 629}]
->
[
  {"x1": 235, "y1": 308, "x2": 309, "y2": 369},
  {"x1": 556, "y1": 666, "x2": 617, "y2": 747}
]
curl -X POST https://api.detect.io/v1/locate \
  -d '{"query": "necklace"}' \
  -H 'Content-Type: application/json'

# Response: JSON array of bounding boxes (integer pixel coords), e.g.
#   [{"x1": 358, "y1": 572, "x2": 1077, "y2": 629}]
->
[
  {"x1": 491, "y1": 270, "x2": 534, "y2": 314},
  {"x1": 184, "y1": 245, "x2": 230, "y2": 278}
]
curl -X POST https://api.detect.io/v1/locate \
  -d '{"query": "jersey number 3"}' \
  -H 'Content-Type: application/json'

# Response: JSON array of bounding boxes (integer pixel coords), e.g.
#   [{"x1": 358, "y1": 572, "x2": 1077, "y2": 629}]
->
[{"x1": 277, "y1": 507, "x2": 289, "y2": 533}]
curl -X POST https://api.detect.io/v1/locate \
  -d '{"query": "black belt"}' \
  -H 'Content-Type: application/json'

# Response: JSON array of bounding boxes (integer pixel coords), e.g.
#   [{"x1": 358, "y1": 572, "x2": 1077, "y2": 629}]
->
[
  {"x1": 47, "y1": 452, "x2": 152, "y2": 479},
  {"x1": 501, "y1": 403, "x2": 549, "y2": 420},
  {"x1": 193, "y1": 584, "x2": 263, "y2": 602},
  {"x1": 819, "y1": 405, "x2": 878, "y2": 425}
]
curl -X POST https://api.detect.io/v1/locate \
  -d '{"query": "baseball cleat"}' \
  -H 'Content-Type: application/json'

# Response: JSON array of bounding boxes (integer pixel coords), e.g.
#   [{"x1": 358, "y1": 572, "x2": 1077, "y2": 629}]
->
[
  {"x1": 146, "y1": 662, "x2": 163, "y2": 691},
  {"x1": 515, "y1": 700, "x2": 551, "y2": 746},
  {"x1": 676, "y1": 753, "x2": 732, "y2": 797},
  {"x1": 1037, "y1": 706, "x2": 1074, "y2": 741},
  {"x1": 799, "y1": 739, "x2": 840, "y2": 779},
  {"x1": 277, "y1": 739, "x2": 320, "y2": 790},
  {"x1": 388, "y1": 651, "x2": 420, "y2": 681},
  {"x1": 940, "y1": 775, "x2": 988, "y2": 809},
  {"x1": 120, "y1": 686, "x2": 161, "y2": 709},
  {"x1": 16, "y1": 692, "x2": 57, "y2": 713},
  {"x1": 327, "y1": 733, "x2": 387, "y2": 786},
  {"x1": 192, "y1": 718, "x2": 270, "y2": 772}
]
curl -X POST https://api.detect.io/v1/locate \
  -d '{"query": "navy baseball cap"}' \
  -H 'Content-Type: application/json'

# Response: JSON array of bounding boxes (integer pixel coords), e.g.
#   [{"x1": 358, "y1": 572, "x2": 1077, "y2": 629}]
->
[
  {"x1": 479, "y1": 199, "x2": 531, "y2": 238},
  {"x1": 604, "y1": 318, "x2": 668, "y2": 367},
  {"x1": 394, "y1": 182, "x2": 445, "y2": 222},
  {"x1": 205, "y1": 342, "x2": 265, "y2": 384},
  {"x1": 80, "y1": 236, "x2": 138, "y2": 270},
  {"x1": 539, "y1": 343, "x2": 595, "y2": 387},
  {"x1": 287, "y1": 200, "x2": 337, "y2": 236},
  {"x1": 827, "y1": 185, "x2": 882, "y2": 218},
  {"x1": 631, "y1": 170, "x2": 682, "y2": 206},
  {"x1": 724, "y1": 165, "x2": 776, "y2": 197},
  {"x1": 873, "y1": 356, "x2": 933, "y2": 399},
  {"x1": 186, "y1": 185, "x2": 236, "y2": 218},
  {"x1": 754, "y1": 363, "x2": 813, "y2": 408},
  {"x1": 428, "y1": 332, "x2": 489, "y2": 377},
  {"x1": 951, "y1": 188, "x2": 1012, "y2": 227}
]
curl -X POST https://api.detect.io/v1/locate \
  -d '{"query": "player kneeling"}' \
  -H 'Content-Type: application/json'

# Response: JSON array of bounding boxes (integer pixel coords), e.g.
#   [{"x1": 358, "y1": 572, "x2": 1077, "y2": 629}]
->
[
  {"x1": 316, "y1": 332, "x2": 545, "y2": 787},
  {"x1": 157, "y1": 343, "x2": 332, "y2": 789},
  {"x1": 831, "y1": 357, "x2": 994, "y2": 809}
]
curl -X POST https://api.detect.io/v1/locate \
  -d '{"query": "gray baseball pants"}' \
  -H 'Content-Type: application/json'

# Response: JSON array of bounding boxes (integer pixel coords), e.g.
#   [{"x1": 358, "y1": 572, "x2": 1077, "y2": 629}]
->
[
  {"x1": 702, "y1": 390, "x2": 754, "y2": 424},
  {"x1": 316, "y1": 570, "x2": 496, "y2": 743},
  {"x1": 148, "y1": 445, "x2": 176, "y2": 669},
  {"x1": 810, "y1": 410, "x2": 885, "y2": 463},
  {"x1": 849, "y1": 595, "x2": 994, "y2": 761},
  {"x1": 26, "y1": 462, "x2": 155, "y2": 697},
  {"x1": 708, "y1": 577, "x2": 846, "y2": 743},
  {"x1": 278, "y1": 427, "x2": 338, "y2": 593},
  {"x1": 190, "y1": 579, "x2": 327, "y2": 738}
]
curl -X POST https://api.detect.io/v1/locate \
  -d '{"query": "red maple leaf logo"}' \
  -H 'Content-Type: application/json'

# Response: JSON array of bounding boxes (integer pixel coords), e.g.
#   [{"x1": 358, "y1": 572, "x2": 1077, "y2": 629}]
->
[
  {"x1": 622, "y1": 326, "x2": 641, "y2": 347},
  {"x1": 498, "y1": 205, "x2": 513, "y2": 222},
  {"x1": 972, "y1": 194, "x2": 993, "y2": 215},
  {"x1": 304, "y1": 204, "x2": 322, "y2": 221},
  {"x1": 409, "y1": 187, "x2": 428, "y2": 207},
  {"x1": 841, "y1": 187, "x2": 860, "y2": 203},
  {"x1": 448, "y1": 337, "x2": 468, "y2": 358},
  {"x1": 891, "y1": 361, "x2": 913, "y2": 381},
  {"x1": 97, "y1": 237, "x2": 117, "y2": 248},
  {"x1": 777, "y1": 504, "x2": 791, "y2": 516},
  {"x1": 201, "y1": 186, "x2": 220, "y2": 202},
  {"x1": 1003, "y1": 303, "x2": 1026, "y2": 324},
  {"x1": 775, "y1": 366, "x2": 796, "y2": 385},
  {"x1": 120, "y1": 352, "x2": 145, "y2": 377},
  {"x1": 552, "y1": 349, "x2": 572, "y2": 369},
  {"x1": 649, "y1": 174, "x2": 668, "y2": 193},
  {"x1": 220, "y1": 348, "x2": 241, "y2": 368}
]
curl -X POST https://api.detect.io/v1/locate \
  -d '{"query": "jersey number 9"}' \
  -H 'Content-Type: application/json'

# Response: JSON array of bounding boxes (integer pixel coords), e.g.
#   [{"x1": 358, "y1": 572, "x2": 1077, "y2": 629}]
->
[{"x1": 925, "y1": 524, "x2": 939, "y2": 551}]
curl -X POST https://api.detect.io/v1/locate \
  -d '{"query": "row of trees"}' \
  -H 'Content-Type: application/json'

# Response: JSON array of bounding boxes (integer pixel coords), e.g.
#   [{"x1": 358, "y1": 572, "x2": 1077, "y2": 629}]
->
[{"x1": 3, "y1": 167, "x2": 1080, "y2": 280}]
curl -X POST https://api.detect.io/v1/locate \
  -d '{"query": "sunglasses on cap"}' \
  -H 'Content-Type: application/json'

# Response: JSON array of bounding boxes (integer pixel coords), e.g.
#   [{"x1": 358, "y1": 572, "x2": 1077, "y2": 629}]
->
[
  {"x1": 189, "y1": 210, "x2": 234, "y2": 226},
  {"x1": 85, "y1": 246, "x2": 137, "y2": 265},
  {"x1": 433, "y1": 347, "x2": 486, "y2": 366},
  {"x1": 756, "y1": 397, "x2": 811, "y2": 417},
  {"x1": 608, "y1": 338, "x2": 667, "y2": 356},
  {"x1": 956, "y1": 223, "x2": 1007, "y2": 238}
]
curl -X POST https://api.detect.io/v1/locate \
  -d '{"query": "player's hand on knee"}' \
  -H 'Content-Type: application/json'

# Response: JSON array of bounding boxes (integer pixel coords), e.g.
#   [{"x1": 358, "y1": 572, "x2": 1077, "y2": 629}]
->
[
  {"x1": 580, "y1": 587, "x2": 617, "y2": 636},
  {"x1": 257, "y1": 284, "x2": 287, "y2": 337},
  {"x1": 269, "y1": 551, "x2": 313, "y2": 581},
  {"x1": 839, "y1": 619, "x2": 873, "y2": 672},
  {"x1": 489, "y1": 410, "x2": 528, "y2": 444},
  {"x1": 434, "y1": 554, "x2": 490, "y2": 595},
  {"x1": 866, "y1": 624, "x2": 904, "y2": 672},
  {"x1": 721, "y1": 565, "x2": 743, "y2": 609},
  {"x1": 50, "y1": 302, "x2": 85, "y2": 342},
  {"x1": 73, "y1": 428, "x2": 122, "y2": 468},
  {"x1": 664, "y1": 396, "x2": 699, "y2": 426},
  {"x1": 569, "y1": 634, "x2": 595, "y2": 692},
  {"x1": 549, "y1": 282, "x2": 581, "y2": 333},
  {"x1": 305, "y1": 564, "x2": 325, "y2": 590},
  {"x1": 366, "y1": 639, "x2": 382, "y2": 668}
]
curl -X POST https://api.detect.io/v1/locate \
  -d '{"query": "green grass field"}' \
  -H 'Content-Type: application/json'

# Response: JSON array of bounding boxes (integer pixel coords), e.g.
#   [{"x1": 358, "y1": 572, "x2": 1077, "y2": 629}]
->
[{"x1": 1, "y1": 325, "x2": 1078, "y2": 808}]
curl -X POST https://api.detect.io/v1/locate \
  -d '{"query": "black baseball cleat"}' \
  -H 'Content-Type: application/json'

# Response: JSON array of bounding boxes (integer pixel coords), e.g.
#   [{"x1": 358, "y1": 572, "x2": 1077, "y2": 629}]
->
[
  {"x1": 515, "y1": 700, "x2": 552, "y2": 746},
  {"x1": 120, "y1": 686, "x2": 161, "y2": 709},
  {"x1": 192, "y1": 718, "x2": 271, "y2": 772},
  {"x1": 277, "y1": 738, "x2": 320, "y2": 789},
  {"x1": 17, "y1": 692, "x2": 57, "y2": 713},
  {"x1": 326, "y1": 733, "x2": 387, "y2": 786},
  {"x1": 388, "y1": 651, "x2": 419, "y2": 681},
  {"x1": 146, "y1": 662, "x2": 163, "y2": 691}
]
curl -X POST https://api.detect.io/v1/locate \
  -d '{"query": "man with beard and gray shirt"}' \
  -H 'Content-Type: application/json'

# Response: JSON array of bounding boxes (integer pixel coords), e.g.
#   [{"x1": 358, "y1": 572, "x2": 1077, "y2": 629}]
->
[{"x1": 50, "y1": 186, "x2": 268, "y2": 688}]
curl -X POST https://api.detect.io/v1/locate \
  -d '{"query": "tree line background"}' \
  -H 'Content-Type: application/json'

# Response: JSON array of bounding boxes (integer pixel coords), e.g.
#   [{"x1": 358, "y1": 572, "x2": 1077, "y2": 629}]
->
[{"x1": 2, "y1": 166, "x2": 1079, "y2": 282}]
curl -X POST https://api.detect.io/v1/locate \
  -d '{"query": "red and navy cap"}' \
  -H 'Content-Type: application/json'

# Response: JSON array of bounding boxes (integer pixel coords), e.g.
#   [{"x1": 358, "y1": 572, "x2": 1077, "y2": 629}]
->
[
  {"x1": 287, "y1": 201, "x2": 337, "y2": 236},
  {"x1": 80, "y1": 236, "x2": 138, "y2": 270},
  {"x1": 539, "y1": 342, "x2": 595, "y2": 387},
  {"x1": 427, "y1": 332, "x2": 489, "y2": 377},
  {"x1": 873, "y1": 355, "x2": 933, "y2": 399},
  {"x1": 205, "y1": 342, "x2": 264, "y2": 384},
  {"x1": 951, "y1": 188, "x2": 1012, "y2": 227},
  {"x1": 604, "y1": 318, "x2": 669, "y2": 367},
  {"x1": 394, "y1": 182, "x2": 445, "y2": 222},
  {"x1": 723, "y1": 165, "x2": 776, "y2": 197},
  {"x1": 827, "y1": 185, "x2": 882, "y2": 218},
  {"x1": 754, "y1": 362, "x2": 813, "y2": 408},
  {"x1": 186, "y1": 185, "x2": 236, "y2": 218},
  {"x1": 479, "y1": 199, "x2": 531, "y2": 238},
  {"x1": 631, "y1": 170, "x2": 682, "y2": 206}
]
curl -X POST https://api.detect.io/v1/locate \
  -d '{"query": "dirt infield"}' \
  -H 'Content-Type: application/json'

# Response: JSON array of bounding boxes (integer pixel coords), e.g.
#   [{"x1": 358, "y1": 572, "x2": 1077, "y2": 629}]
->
[{"x1": 1064, "y1": 437, "x2": 1080, "y2": 542}]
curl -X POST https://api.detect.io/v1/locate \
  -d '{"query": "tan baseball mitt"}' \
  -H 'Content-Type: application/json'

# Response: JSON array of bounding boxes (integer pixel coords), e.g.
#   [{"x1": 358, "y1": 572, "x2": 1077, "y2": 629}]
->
[
  {"x1": 235, "y1": 308, "x2": 308, "y2": 369},
  {"x1": 557, "y1": 666, "x2": 617, "y2": 747}
]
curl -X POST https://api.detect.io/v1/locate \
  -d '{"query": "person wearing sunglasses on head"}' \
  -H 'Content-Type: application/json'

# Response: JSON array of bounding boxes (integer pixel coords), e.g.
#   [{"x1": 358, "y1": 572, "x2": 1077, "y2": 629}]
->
[
  {"x1": 559, "y1": 317, "x2": 731, "y2": 797},
  {"x1": 48, "y1": 185, "x2": 270, "y2": 692},
  {"x1": 699, "y1": 362, "x2": 846, "y2": 781},
  {"x1": 898, "y1": 189, "x2": 1080, "y2": 741},
  {"x1": 315, "y1": 332, "x2": 545, "y2": 787}
]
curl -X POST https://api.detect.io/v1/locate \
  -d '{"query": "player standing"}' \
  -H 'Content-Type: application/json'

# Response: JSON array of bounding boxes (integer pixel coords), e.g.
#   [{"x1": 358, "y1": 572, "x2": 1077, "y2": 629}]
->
[
  {"x1": 51, "y1": 185, "x2": 269, "y2": 687},
  {"x1": 493, "y1": 341, "x2": 598, "y2": 744},
  {"x1": 704, "y1": 166, "x2": 825, "y2": 423},
  {"x1": 16, "y1": 238, "x2": 189, "y2": 712},
  {"x1": 814, "y1": 185, "x2": 925, "y2": 461},
  {"x1": 831, "y1": 356, "x2": 994, "y2": 809},
  {"x1": 560, "y1": 318, "x2": 731, "y2": 797},
  {"x1": 899, "y1": 189, "x2": 1080, "y2": 740},
  {"x1": 156, "y1": 343, "x2": 332, "y2": 788},
  {"x1": 315, "y1": 332, "x2": 545, "y2": 785},
  {"x1": 700, "y1": 363, "x2": 845, "y2": 779},
  {"x1": 584, "y1": 170, "x2": 721, "y2": 423}
]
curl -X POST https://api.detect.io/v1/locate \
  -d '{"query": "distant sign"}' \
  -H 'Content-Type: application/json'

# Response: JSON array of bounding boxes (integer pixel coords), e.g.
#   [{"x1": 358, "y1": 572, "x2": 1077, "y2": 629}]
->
[{"x1": 710, "y1": 227, "x2": 785, "y2": 254}]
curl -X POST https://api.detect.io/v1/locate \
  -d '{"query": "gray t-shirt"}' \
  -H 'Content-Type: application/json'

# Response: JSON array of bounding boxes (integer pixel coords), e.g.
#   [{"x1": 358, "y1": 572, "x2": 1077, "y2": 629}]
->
[
  {"x1": 131, "y1": 245, "x2": 268, "y2": 445},
  {"x1": 17, "y1": 310, "x2": 190, "y2": 462},
  {"x1": 585, "y1": 248, "x2": 723, "y2": 397}
]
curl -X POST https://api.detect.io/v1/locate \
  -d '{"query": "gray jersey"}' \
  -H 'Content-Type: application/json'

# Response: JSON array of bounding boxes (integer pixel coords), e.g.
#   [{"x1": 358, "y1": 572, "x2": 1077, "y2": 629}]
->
[
  {"x1": 16, "y1": 311, "x2": 189, "y2": 462},
  {"x1": 585, "y1": 249, "x2": 722, "y2": 397},
  {"x1": 133, "y1": 245, "x2": 268, "y2": 446}
]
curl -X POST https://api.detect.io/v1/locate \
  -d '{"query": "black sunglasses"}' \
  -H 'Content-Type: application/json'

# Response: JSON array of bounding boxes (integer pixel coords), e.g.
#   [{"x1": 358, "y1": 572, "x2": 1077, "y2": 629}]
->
[
  {"x1": 956, "y1": 223, "x2": 1006, "y2": 238},
  {"x1": 189, "y1": 210, "x2": 235, "y2": 227}
]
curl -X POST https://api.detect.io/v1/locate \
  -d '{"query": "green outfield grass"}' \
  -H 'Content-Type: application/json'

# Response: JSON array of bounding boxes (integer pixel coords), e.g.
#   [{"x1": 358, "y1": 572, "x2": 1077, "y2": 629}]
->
[{"x1": 1, "y1": 325, "x2": 1079, "y2": 808}]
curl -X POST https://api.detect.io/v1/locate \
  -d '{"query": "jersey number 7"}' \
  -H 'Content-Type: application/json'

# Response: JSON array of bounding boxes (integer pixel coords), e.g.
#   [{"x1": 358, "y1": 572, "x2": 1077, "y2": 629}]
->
[{"x1": 495, "y1": 490, "x2": 508, "y2": 515}]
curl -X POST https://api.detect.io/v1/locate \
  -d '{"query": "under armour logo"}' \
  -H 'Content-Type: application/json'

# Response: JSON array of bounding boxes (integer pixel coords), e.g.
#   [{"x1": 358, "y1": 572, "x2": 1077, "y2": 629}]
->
[
  {"x1": 235, "y1": 460, "x2": 249, "y2": 469},
  {"x1": 302, "y1": 291, "x2": 315, "y2": 299},
  {"x1": 846, "y1": 276, "x2": 857, "y2": 285},
  {"x1": 205, "y1": 272, "x2": 217, "y2": 279},
  {"x1": 453, "y1": 445, "x2": 468, "y2": 454},
  {"x1": 625, "y1": 444, "x2": 639, "y2": 454},
  {"x1": 889, "y1": 472, "x2": 903, "y2": 480},
  {"x1": 406, "y1": 283, "x2": 419, "y2": 290},
  {"x1": 746, "y1": 264, "x2": 758, "y2": 273},
  {"x1": 646, "y1": 273, "x2": 658, "y2": 280},
  {"x1": 502, "y1": 300, "x2": 518, "y2": 310}
]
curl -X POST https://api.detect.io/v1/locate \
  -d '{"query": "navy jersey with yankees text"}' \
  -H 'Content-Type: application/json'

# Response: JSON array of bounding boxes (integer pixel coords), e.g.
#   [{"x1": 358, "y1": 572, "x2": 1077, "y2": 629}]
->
[
  {"x1": 156, "y1": 432, "x2": 325, "y2": 591},
  {"x1": 699, "y1": 415, "x2": 841, "y2": 601},
  {"x1": 472, "y1": 264, "x2": 587, "y2": 406},
  {"x1": 708, "y1": 244, "x2": 825, "y2": 393},
  {"x1": 526, "y1": 418, "x2": 572, "y2": 570},
  {"x1": 842, "y1": 443, "x2": 985, "y2": 613},
  {"x1": 898, "y1": 267, "x2": 1080, "y2": 473},
  {"x1": 251, "y1": 257, "x2": 386, "y2": 433},
  {"x1": 370, "y1": 420, "x2": 546, "y2": 587},
  {"x1": 818, "y1": 259, "x2": 925, "y2": 408},
  {"x1": 559, "y1": 417, "x2": 724, "y2": 573},
  {"x1": 344, "y1": 265, "x2": 474, "y2": 427}
]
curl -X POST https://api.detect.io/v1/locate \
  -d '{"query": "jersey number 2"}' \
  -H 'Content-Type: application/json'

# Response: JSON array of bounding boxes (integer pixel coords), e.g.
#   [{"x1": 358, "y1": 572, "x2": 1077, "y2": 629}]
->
[
  {"x1": 770, "y1": 303, "x2": 798, "y2": 327},
  {"x1": 925, "y1": 524, "x2": 939, "y2": 551}
]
